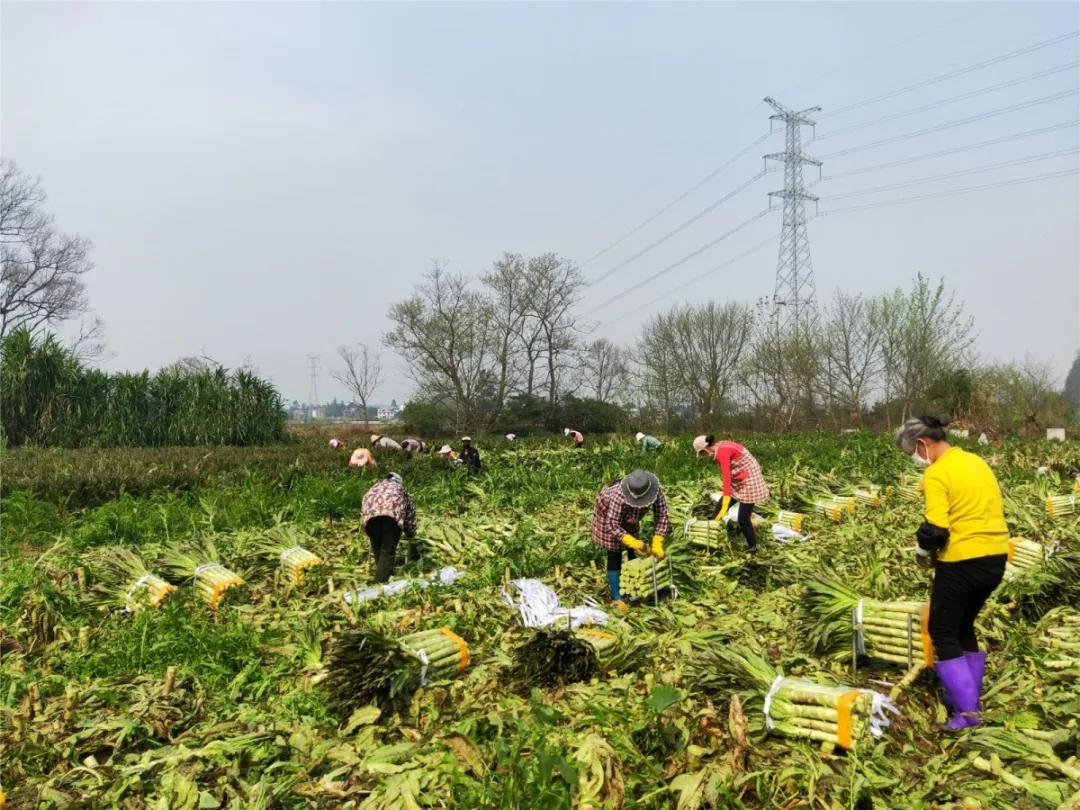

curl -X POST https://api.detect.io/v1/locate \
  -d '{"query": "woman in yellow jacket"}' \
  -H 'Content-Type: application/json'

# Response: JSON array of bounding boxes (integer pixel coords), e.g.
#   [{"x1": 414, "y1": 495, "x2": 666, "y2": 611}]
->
[{"x1": 896, "y1": 415, "x2": 1009, "y2": 731}]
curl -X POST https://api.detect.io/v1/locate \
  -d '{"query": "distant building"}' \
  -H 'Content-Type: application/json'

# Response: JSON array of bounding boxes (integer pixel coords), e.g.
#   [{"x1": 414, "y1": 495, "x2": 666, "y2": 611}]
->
[{"x1": 376, "y1": 399, "x2": 401, "y2": 421}]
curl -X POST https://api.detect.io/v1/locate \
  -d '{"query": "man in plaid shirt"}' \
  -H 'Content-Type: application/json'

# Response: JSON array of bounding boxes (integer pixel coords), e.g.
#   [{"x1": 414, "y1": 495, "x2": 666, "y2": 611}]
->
[
  {"x1": 592, "y1": 469, "x2": 669, "y2": 610},
  {"x1": 362, "y1": 472, "x2": 417, "y2": 582}
]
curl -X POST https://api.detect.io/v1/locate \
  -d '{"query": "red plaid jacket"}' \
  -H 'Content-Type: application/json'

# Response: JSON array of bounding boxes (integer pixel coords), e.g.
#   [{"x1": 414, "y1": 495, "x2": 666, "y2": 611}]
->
[
  {"x1": 362, "y1": 480, "x2": 417, "y2": 536},
  {"x1": 591, "y1": 482, "x2": 670, "y2": 551}
]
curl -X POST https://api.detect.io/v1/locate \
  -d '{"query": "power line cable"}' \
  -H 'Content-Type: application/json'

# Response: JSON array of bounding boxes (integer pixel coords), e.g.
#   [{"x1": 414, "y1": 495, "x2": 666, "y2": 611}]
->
[
  {"x1": 588, "y1": 170, "x2": 770, "y2": 287},
  {"x1": 601, "y1": 235, "x2": 779, "y2": 326},
  {"x1": 821, "y1": 30, "x2": 1079, "y2": 119},
  {"x1": 822, "y1": 148, "x2": 1080, "y2": 200},
  {"x1": 818, "y1": 167, "x2": 1079, "y2": 216},
  {"x1": 818, "y1": 88, "x2": 1080, "y2": 160},
  {"x1": 583, "y1": 209, "x2": 774, "y2": 315},
  {"x1": 580, "y1": 132, "x2": 773, "y2": 269},
  {"x1": 814, "y1": 61, "x2": 1080, "y2": 140},
  {"x1": 821, "y1": 120, "x2": 1080, "y2": 180}
]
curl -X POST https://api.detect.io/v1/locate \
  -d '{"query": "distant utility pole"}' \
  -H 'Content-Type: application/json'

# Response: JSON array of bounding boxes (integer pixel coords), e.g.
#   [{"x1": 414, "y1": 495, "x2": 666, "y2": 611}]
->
[
  {"x1": 306, "y1": 355, "x2": 320, "y2": 408},
  {"x1": 764, "y1": 97, "x2": 822, "y2": 337}
]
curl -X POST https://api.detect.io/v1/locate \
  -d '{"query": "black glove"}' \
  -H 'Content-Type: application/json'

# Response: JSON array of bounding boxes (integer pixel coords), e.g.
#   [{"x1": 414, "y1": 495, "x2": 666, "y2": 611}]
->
[{"x1": 915, "y1": 522, "x2": 949, "y2": 553}]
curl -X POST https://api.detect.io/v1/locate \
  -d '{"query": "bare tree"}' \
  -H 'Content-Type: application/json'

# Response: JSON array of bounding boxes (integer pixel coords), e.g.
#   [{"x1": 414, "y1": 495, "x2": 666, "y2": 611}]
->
[
  {"x1": 0, "y1": 159, "x2": 95, "y2": 338},
  {"x1": 333, "y1": 343, "x2": 383, "y2": 430},
  {"x1": 523, "y1": 253, "x2": 585, "y2": 409},
  {"x1": 638, "y1": 315, "x2": 687, "y2": 426},
  {"x1": 383, "y1": 264, "x2": 495, "y2": 430},
  {"x1": 821, "y1": 291, "x2": 882, "y2": 427},
  {"x1": 581, "y1": 338, "x2": 630, "y2": 403},
  {"x1": 481, "y1": 253, "x2": 529, "y2": 414},
  {"x1": 742, "y1": 307, "x2": 823, "y2": 432}
]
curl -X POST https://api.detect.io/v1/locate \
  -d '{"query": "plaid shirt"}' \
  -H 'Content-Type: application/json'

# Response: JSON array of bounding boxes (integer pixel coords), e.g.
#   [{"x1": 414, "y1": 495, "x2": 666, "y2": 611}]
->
[
  {"x1": 591, "y1": 482, "x2": 670, "y2": 551},
  {"x1": 362, "y1": 480, "x2": 417, "y2": 536}
]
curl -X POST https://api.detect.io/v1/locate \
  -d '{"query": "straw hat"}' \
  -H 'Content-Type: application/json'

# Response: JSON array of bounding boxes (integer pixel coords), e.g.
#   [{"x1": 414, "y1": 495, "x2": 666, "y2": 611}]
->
[
  {"x1": 635, "y1": 432, "x2": 645, "y2": 442},
  {"x1": 692, "y1": 435, "x2": 710, "y2": 455}
]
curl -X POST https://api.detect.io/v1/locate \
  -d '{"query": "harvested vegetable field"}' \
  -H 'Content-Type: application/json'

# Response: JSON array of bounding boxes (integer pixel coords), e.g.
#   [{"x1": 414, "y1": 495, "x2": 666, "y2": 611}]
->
[{"x1": 2, "y1": 432, "x2": 1079, "y2": 809}]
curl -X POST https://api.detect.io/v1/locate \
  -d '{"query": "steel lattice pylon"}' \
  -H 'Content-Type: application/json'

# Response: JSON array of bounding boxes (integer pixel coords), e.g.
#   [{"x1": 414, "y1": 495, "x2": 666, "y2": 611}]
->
[{"x1": 763, "y1": 97, "x2": 822, "y2": 337}]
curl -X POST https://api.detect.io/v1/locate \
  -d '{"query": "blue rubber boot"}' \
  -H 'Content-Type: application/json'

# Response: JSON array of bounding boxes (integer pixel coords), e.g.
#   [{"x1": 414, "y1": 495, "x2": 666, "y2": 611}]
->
[
  {"x1": 606, "y1": 571, "x2": 621, "y2": 601},
  {"x1": 935, "y1": 656, "x2": 981, "y2": 731}
]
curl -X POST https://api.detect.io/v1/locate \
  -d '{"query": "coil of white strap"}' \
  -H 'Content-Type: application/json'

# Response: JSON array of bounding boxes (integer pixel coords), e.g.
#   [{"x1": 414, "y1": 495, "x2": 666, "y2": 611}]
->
[{"x1": 860, "y1": 689, "x2": 901, "y2": 737}]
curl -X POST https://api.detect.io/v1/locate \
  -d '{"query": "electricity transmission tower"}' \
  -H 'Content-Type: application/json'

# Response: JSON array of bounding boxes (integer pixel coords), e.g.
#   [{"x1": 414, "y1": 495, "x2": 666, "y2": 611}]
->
[
  {"x1": 764, "y1": 97, "x2": 822, "y2": 336},
  {"x1": 306, "y1": 355, "x2": 320, "y2": 409}
]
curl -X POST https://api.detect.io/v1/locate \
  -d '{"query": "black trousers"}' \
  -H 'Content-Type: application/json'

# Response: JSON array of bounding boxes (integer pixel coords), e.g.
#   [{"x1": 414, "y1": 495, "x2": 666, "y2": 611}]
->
[
  {"x1": 736, "y1": 502, "x2": 757, "y2": 550},
  {"x1": 606, "y1": 548, "x2": 636, "y2": 571},
  {"x1": 365, "y1": 516, "x2": 401, "y2": 583},
  {"x1": 928, "y1": 554, "x2": 1006, "y2": 660}
]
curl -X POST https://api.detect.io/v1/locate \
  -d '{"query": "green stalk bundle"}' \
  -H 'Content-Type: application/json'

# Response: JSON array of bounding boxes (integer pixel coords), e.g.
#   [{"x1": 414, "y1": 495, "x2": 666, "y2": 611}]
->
[
  {"x1": 684, "y1": 517, "x2": 764, "y2": 552},
  {"x1": 88, "y1": 547, "x2": 176, "y2": 612},
  {"x1": 896, "y1": 475, "x2": 924, "y2": 503},
  {"x1": 1036, "y1": 608, "x2": 1080, "y2": 676},
  {"x1": 326, "y1": 626, "x2": 469, "y2": 714},
  {"x1": 813, "y1": 500, "x2": 844, "y2": 523},
  {"x1": 509, "y1": 626, "x2": 648, "y2": 688},
  {"x1": 1045, "y1": 494, "x2": 1076, "y2": 516},
  {"x1": 854, "y1": 488, "x2": 881, "y2": 508},
  {"x1": 777, "y1": 510, "x2": 807, "y2": 532},
  {"x1": 254, "y1": 525, "x2": 324, "y2": 586},
  {"x1": 621, "y1": 556, "x2": 673, "y2": 599},
  {"x1": 159, "y1": 540, "x2": 245, "y2": 609}
]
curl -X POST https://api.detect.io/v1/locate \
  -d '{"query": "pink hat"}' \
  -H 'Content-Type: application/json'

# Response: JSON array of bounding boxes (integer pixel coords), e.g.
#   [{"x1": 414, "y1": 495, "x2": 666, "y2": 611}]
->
[{"x1": 692, "y1": 435, "x2": 710, "y2": 455}]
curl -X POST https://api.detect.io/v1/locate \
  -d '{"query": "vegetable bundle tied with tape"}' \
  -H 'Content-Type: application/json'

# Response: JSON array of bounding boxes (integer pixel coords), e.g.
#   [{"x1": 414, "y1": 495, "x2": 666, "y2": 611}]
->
[
  {"x1": 509, "y1": 625, "x2": 650, "y2": 688},
  {"x1": 326, "y1": 626, "x2": 469, "y2": 714}
]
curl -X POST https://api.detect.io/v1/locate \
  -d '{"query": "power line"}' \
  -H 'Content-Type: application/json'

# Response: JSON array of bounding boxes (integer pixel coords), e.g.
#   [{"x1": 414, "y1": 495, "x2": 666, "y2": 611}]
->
[
  {"x1": 814, "y1": 61, "x2": 1080, "y2": 141},
  {"x1": 818, "y1": 88, "x2": 1080, "y2": 160},
  {"x1": 821, "y1": 29, "x2": 1080, "y2": 119},
  {"x1": 583, "y1": 209, "x2": 774, "y2": 315},
  {"x1": 603, "y1": 235, "x2": 779, "y2": 325},
  {"x1": 588, "y1": 170, "x2": 769, "y2": 287},
  {"x1": 822, "y1": 148, "x2": 1080, "y2": 200},
  {"x1": 818, "y1": 167, "x2": 1079, "y2": 216},
  {"x1": 821, "y1": 120, "x2": 1080, "y2": 181},
  {"x1": 579, "y1": 131, "x2": 773, "y2": 269}
]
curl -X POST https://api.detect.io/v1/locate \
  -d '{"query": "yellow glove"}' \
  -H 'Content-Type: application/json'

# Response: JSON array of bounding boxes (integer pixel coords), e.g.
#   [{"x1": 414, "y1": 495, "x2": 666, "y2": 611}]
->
[
  {"x1": 622, "y1": 534, "x2": 646, "y2": 551},
  {"x1": 715, "y1": 495, "x2": 731, "y2": 521},
  {"x1": 650, "y1": 534, "x2": 666, "y2": 559}
]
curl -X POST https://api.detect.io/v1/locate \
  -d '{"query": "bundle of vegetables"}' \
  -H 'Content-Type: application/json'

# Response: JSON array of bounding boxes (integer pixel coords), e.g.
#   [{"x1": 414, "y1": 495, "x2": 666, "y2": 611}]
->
[
  {"x1": 160, "y1": 540, "x2": 245, "y2": 609},
  {"x1": 777, "y1": 510, "x2": 806, "y2": 532},
  {"x1": 813, "y1": 499, "x2": 845, "y2": 523},
  {"x1": 801, "y1": 576, "x2": 932, "y2": 666},
  {"x1": 419, "y1": 520, "x2": 507, "y2": 561},
  {"x1": 326, "y1": 626, "x2": 470, "y2": 713},
  {"x1": 896, "y1": 475, "x2": 924, "y2": 502},
  {"x1": 683, "y1": 518, "x2": 726, "y2": 551},
  {"x1": 621, "y1": 555, "x2": 673, "y2": 600},
  {"x1": 1044, "y1": 494, "x2": 1076, "y2": 516},
  {"x1": 509, "y1": 625, "x2": 649, "y2": 687},
  {"x1": 1037, "y1": 607, "x2": 1080, "y2": 676},
  {"x1": 89, "y1": 547, "x2": 176, "y2": 612},
  {"x1": 830, "y1": 495, "x2": 856, "y2": 514},
  {"x1": 686, "y1": 641, "x2": 897, "y2": 749},
  {"x1": 1004, "y1": 537, "x2": 1048, "y2": 580},
  {"x1": 854, "y1": 487, "x2": 881, "y2": 508},
  {"x1": 254, "y1": 525, "x2": 324, "y2": 585}
]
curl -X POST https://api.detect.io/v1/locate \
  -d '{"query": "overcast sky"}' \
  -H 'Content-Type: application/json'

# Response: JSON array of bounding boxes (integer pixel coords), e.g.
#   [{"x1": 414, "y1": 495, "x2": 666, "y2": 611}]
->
[{"x1": 2, "y1": 1, "x2": 1078, "y2": 405}]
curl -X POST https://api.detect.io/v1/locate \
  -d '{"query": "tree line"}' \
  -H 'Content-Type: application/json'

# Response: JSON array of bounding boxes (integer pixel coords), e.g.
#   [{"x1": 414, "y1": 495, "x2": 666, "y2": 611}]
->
[{"x1": 383, "y1": 253, "x2": 1078, "y2": 436}]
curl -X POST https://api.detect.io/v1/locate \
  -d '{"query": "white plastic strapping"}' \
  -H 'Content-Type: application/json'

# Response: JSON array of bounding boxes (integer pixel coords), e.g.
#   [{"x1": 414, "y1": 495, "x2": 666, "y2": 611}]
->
[
  {"x1": 502, "y1": 578, "x2": 608, "y2": 629},
  {"x1": 341, "y1": 567, "x2": 466, "y2": 605},
  {"x1": 762, "y1": 675, "x2": 786, "y2": 731},
  {"x1": 771, "y1": 524, "x2": 809, "y2": 544},
  {"x1": 280, "y1": 546, "x2": 305, "y2": 564},
  {"x1": 413, "y1": 646, "x2": 431, "y2": 686},
  {"x1": 193, "y1": 562, "x2": 224, "y2": 579},
  {"x1": 124, "y1": 574, "x2": 153, "y2": 610},
  {"x1": 853, "y1": 599, "x2": 867, "y2": 655},
  {"x1": 860, "y1": 689, "x2": 901, "y2": 737}
]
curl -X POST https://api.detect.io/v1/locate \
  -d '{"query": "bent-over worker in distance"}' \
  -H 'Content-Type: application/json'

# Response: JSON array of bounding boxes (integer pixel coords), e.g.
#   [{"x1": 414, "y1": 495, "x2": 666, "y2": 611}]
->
[
  {"x1": 694, "y1": 434, "x2": 769, "y2": 554},
  {"x1": 591, "y1": 469, "x2": 669, "y2": 612},
  {"x1": 370, "y1": 433, "x2": 403, "y2": 452},
  {"x1": 348, "y1": 447, "x2": 376, "y2": 468},
  {"x1": 400, "y1": 438, "x2": 426, "y2": 455},
  {"x1": 636, "y1": 432, "x2": 662, "y2": 452},
  {"x1": 564, "y1": 428, "x2": 585, "y2": 448},
  {"x1": 896, "y1": 415, "x2": 1008, "y2": 732},
  {"x1": 361, "y1": 472, "x2": 417, "y2": 583},
  {"x1": 459, "y1": 436, "x2": 481, "y2": 471}
]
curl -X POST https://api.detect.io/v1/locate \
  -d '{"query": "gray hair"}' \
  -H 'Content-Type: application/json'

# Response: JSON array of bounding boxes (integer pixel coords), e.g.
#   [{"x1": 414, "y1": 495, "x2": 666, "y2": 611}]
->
[{"x1": 895, "y1": 415, "x2": 950, "y2": 454}]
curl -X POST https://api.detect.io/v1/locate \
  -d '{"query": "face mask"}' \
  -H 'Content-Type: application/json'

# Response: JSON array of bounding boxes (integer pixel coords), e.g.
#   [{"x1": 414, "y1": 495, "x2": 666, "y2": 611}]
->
[{"x1": 911, "y1": 444, "x2": 931, "y2": 468}]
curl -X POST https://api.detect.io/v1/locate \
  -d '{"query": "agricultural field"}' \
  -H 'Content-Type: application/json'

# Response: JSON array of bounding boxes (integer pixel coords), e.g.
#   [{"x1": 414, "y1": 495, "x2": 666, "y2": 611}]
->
[{"x1": 1, "y1": 432, "x2": 1079, "y2": 809}]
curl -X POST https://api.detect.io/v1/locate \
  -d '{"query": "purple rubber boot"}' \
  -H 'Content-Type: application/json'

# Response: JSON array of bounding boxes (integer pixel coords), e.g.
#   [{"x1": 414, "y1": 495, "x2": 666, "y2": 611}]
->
[
  {"x1": 964, "y1": 651, "x2": 987, "y2": 710},
  {"x1": 934, "y1": 656, "x2": 981, "y2": 731}
]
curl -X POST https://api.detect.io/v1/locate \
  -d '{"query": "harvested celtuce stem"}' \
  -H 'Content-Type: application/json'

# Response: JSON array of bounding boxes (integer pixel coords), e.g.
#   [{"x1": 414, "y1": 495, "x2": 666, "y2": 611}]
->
[
  {"x1": 159, "y1": 541, "x2": 245, "y2": 609},
  {"x1": 620, "y1": 557, "x2": 673, "y2": 599},
  {"x1": 777, "y1": 511, "x2": 806, "y2": 532},
  {"x1": 326, "y1": 625, "x2": 469, "y2": 714},
  {"x1": 255, "y1": 525, "x2": 325, "y2": 585},
  {"x1": 854, "y1": 488, "x2": 881, "y2": 508},
  {"x1": 1045, "y1": 494, "x2": 1076, "y2": 516},
  {"x1": 814, "y1": 500, "x2": 844, "y2": 523},
  {"x1": 89, "y1": 547, "x2": 176, "y2": 612},
  {"x1": 509, "y1": 626, "x2": 649, "y2": 687}
]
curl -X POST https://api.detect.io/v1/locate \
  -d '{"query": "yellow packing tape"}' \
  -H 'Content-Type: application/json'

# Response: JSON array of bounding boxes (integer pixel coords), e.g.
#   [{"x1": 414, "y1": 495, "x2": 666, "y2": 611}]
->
[
  {"x1": 835, "y1": 690, "x2": 860, "y2": 750},
  {"x1": 439, "y1": 627, "x2": 470, "y2": 671}
]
